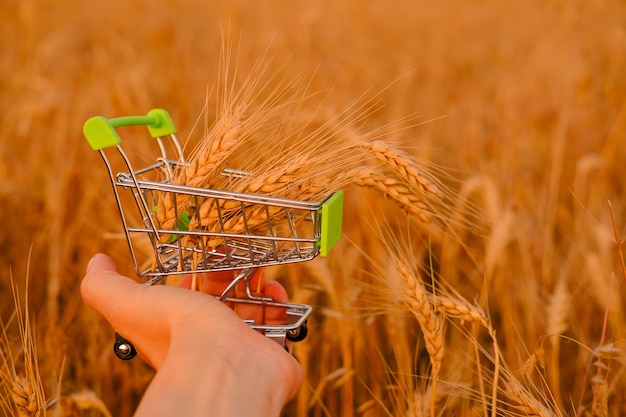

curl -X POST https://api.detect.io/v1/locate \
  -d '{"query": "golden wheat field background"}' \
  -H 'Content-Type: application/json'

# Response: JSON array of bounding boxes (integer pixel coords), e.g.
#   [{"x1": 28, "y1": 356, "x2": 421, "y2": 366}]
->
[{"x1": 2, "y1": 0, "x2": 626, "y2": 416}]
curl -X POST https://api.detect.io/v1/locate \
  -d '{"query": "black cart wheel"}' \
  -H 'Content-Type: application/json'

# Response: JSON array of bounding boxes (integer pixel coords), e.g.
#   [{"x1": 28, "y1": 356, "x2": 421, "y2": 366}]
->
[
  {"x1": 114, "y1": 332, "x2": 137, "y2": 360},
  {"x1": 286, "y1": 322, "x2": 308, "y2": 342}
]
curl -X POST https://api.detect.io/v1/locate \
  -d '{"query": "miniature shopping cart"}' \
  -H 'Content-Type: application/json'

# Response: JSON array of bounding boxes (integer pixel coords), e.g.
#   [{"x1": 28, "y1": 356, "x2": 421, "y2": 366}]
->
[{"x1": 83, "y1": 109, "x2": 343, "y2": 359}]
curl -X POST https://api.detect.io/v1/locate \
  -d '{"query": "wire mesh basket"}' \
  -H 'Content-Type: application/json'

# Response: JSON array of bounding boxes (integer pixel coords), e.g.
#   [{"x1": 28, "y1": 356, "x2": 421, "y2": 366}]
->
[{"x1": 83, "y1": 109, "x2": 343, "y2": 358}]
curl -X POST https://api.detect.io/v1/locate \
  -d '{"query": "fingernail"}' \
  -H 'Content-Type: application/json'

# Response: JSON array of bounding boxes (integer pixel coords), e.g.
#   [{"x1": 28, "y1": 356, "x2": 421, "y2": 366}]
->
[{"x1": 86, "y1": 255, "x2": 97, "y2": 272}]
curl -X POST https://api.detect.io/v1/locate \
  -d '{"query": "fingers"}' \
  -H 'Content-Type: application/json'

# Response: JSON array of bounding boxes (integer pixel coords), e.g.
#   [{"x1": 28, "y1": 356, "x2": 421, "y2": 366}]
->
[
  {"x1": 176, "y1": 270, "x2": 233, "y2": 293},
  {"x1": 240, "y1": 278, "x2": 289, "y2": 326},
  {"x1": 184, "y1": 268, "x2": 290, "y2": 325}
]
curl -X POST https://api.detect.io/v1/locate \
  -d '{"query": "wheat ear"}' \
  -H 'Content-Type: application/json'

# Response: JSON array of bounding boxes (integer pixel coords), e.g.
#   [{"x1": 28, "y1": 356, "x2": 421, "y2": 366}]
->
[
  {"x1": 242, "y1": 155, "x2": 319, "y2": 197},
  {"x1": 502, "y1": 378, "x2": 556, "y2": 417},
  {"x1": 394, "y1": 260, "x2": 445, "y2": 387},
  {"x1": 65, "y1": 390, "x2": 113, "y2": 417},
  {"x1": 11, "y1": 377, "x2": 37, "y2": 417},
  {"x1": 0, "y1": 276, "x2": 45, "y2": 417},
  {"x1": 357, "y1": 141, "x2": 441, "y2": 196},
  {"x1": 178, "y1": 104, "x2": 247, "y2": 188},
  {"x1": 429, "y1": 294, "x2": 490, "y2": 329},
  {"x1": 175, "y1": 152, "x2": 332, "y2": 249},
  {"x1": 155, "y1": 104, "x2": 247, "y2": 231},
  {"x1": 184, "y1": 205, "x2": 285, "y2": 249},
  {"x1": 345, "y1": 167, "x2": 432, "y2": 223},
  {"x1": 544, "y1": 277, "x2": 571, "y2": 409}
]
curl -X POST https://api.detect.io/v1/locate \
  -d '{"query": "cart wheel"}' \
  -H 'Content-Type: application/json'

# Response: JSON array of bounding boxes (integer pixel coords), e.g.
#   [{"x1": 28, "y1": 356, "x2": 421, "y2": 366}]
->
[
  {"x1": 114, "y1": 332, "x2": 137, "y2": 360},
  {"x1": 286, "y1": 322, "x2": 308, "y2": 342}
]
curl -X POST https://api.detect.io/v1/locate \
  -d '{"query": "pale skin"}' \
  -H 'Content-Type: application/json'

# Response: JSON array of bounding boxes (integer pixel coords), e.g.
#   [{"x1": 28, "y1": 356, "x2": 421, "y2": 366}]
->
[{"x1": 81, "y1": 253, "x2": 303, "y2": 417}]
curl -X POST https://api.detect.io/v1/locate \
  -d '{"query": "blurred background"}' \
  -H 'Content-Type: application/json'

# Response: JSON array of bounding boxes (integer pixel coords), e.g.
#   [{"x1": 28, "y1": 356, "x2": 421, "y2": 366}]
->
[{"x1": 2, "y1": 0, "x2": 626, "y2": 415}]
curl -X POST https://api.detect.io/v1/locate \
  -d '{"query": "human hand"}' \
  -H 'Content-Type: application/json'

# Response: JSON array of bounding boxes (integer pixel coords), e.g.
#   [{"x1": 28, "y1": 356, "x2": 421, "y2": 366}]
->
[{"x1": 81, "y1": 253, "x2": 302, "y2": 417}]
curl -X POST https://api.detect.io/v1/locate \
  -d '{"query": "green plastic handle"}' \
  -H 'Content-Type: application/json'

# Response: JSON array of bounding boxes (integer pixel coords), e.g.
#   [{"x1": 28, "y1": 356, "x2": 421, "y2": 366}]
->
[
  {"x1": 318, "y1": 191, "x2": 344, "y2": 257},
  {"x1": 83, "y1": 109, "x2": 177, "y2": 151}
]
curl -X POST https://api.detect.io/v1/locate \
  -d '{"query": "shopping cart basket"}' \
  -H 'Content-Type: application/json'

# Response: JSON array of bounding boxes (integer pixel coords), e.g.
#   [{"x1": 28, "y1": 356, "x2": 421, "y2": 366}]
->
[{"x1": 83, "y1": 109, "x2": 343, "y2": 359}]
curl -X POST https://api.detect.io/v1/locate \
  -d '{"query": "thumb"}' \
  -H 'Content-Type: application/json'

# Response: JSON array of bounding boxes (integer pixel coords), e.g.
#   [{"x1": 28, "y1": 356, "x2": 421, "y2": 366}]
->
[
  {"x1": 81, "y1": 253, "x2": 145, "y2": 321},
  {"x1": 81, "y1": 253, "x2": 171, "y2": 366}
]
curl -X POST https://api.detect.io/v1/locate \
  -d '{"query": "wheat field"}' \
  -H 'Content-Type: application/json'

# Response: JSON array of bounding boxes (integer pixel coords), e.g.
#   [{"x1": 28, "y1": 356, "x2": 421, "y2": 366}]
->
[{"x1": 1, "y1": 0, "x2": 626, "y2": 416}]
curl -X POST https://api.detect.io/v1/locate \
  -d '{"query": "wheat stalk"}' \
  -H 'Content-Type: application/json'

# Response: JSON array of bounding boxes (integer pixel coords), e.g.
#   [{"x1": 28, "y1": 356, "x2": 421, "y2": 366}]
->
[
  {"x1": 0, "y1": 271, "x2": 46, "y2": 417},
  {"x1": 158, "y1": 145, "x2": 341, "y2": 250},
  {"x1": 154, "y1": 112, "x2": 342, "y2": 236},
  {"x1": 152, "y1": 78, "x2": 449, "y2": 253}
]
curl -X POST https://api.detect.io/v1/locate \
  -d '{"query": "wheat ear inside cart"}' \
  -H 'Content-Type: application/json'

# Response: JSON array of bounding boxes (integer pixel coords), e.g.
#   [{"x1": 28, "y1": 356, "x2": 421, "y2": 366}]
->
[{"x1": 83, "y1": 108, "x2": 344, "y2": 359}]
